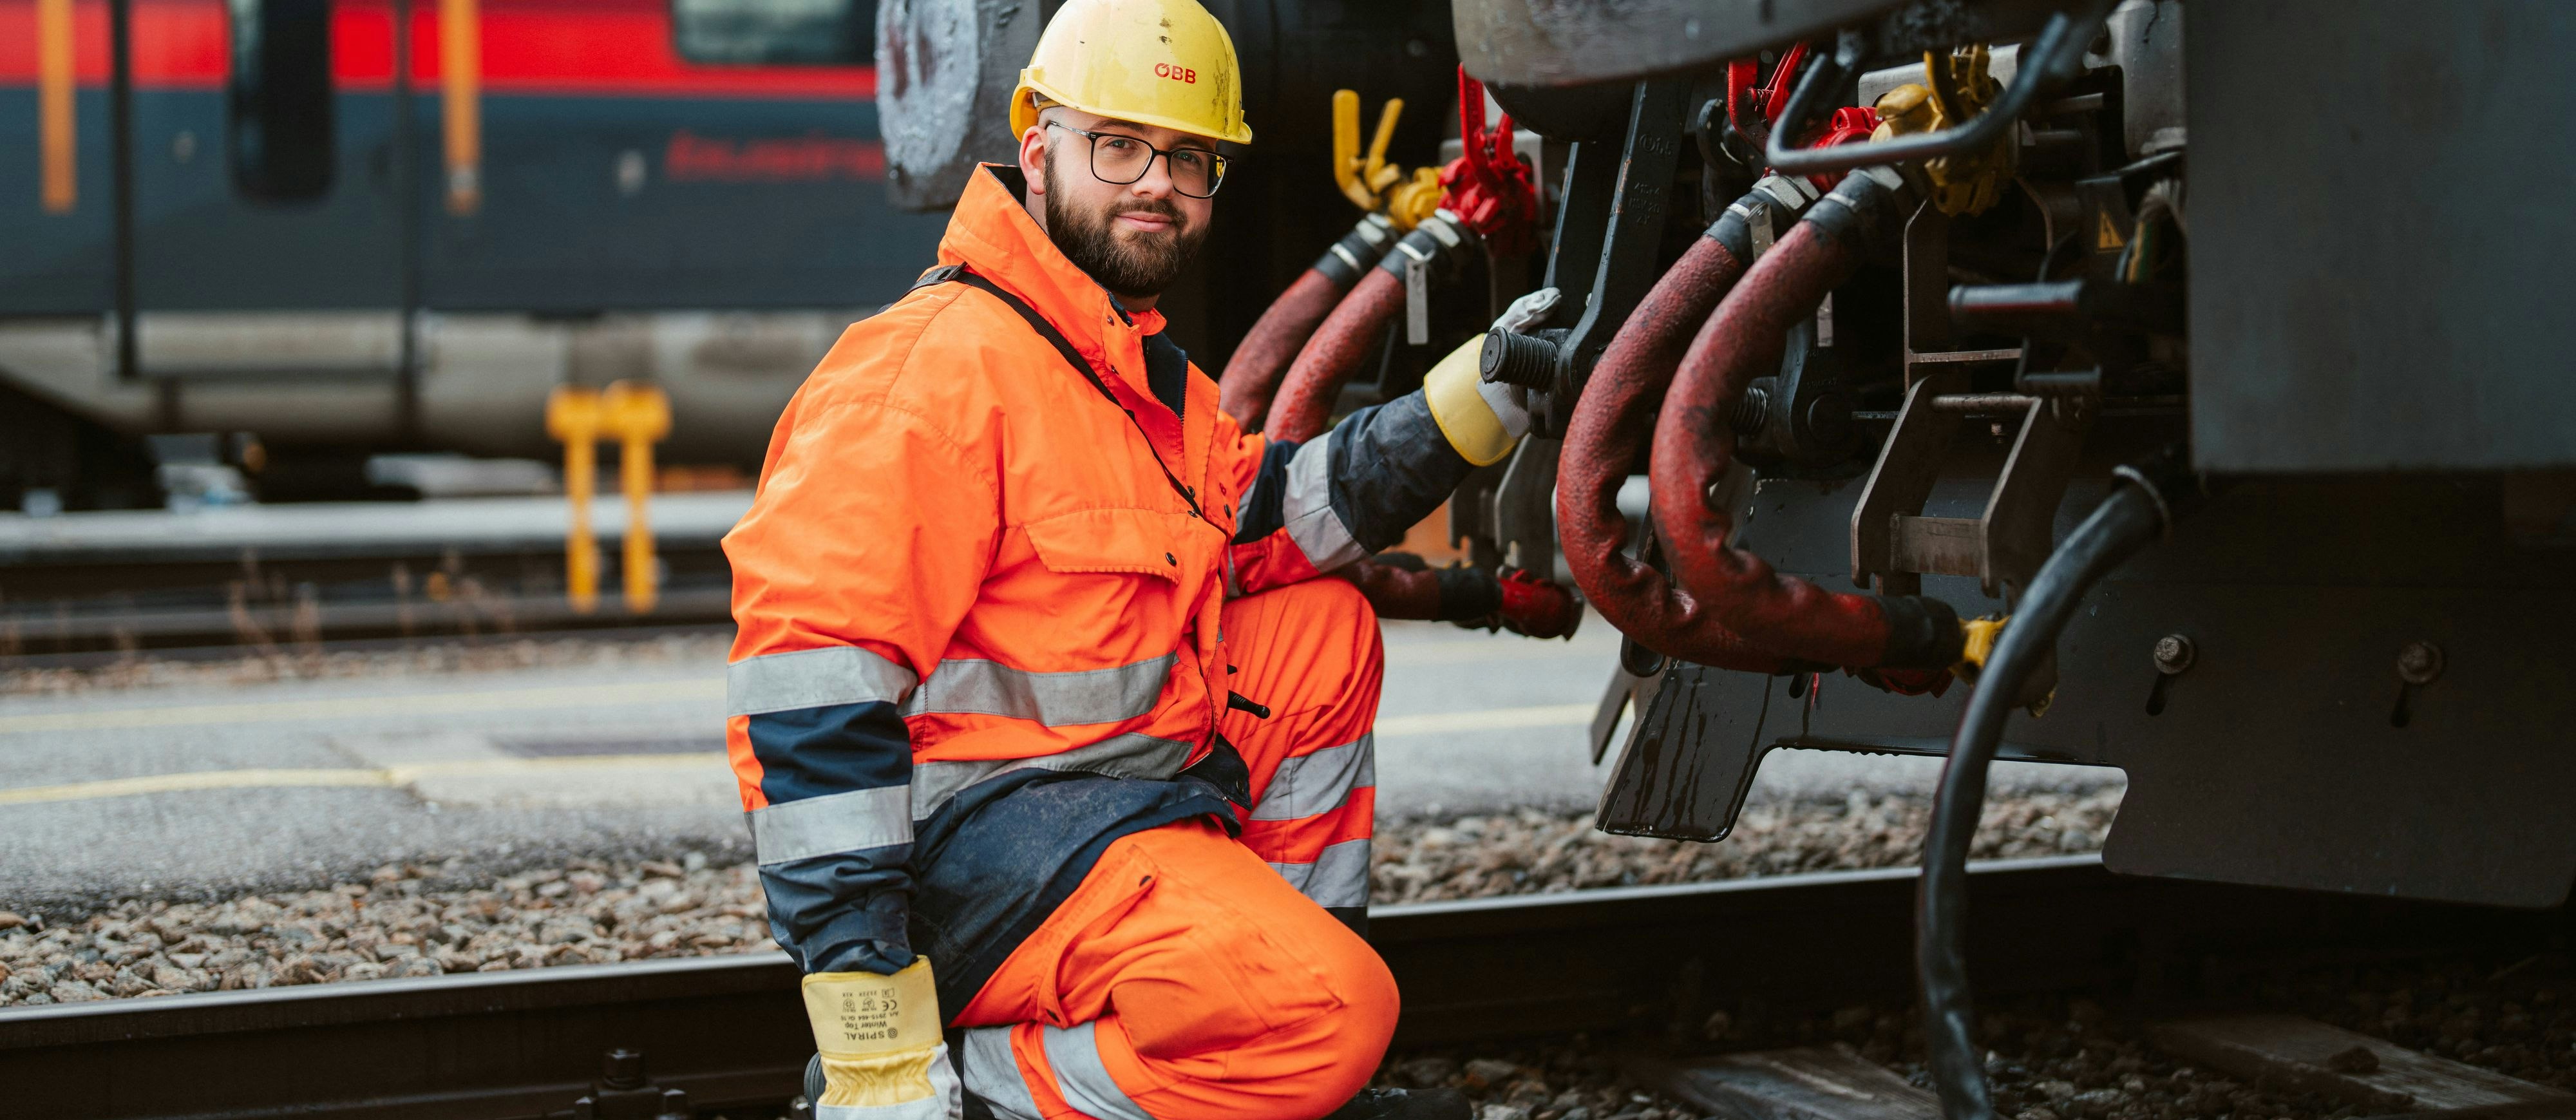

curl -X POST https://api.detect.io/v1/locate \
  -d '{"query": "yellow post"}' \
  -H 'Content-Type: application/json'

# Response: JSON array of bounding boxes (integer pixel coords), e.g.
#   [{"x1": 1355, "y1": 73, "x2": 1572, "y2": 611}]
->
[
  {"x1": 600, "y1": 381, "x2": 671, "y2": 614},
  {"x1": 37, "y1": 0, "x2": 75, "y2": 213},
  {"x1": 545, "y1": 386, "x2": 603, "y2": 612},
  {"x1": 440, "y1": 0, "x2": 482, "y2": 214}
]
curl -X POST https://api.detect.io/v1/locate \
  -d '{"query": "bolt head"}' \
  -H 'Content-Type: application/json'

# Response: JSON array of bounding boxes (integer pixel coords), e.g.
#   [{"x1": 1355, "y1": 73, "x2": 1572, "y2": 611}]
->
[
  {"x1": 2152, "y1": 633, "x2": 2194, "y2": 674},
  {"x1": 2397, "y1": 641, "x2": 2444, "y2": 685}
]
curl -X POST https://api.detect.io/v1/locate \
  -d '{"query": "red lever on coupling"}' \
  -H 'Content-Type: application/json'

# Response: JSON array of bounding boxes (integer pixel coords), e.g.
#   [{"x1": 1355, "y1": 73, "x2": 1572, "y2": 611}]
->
[{"x1": 1437, "y1": 67, "x2": 1538, "y2": 257}]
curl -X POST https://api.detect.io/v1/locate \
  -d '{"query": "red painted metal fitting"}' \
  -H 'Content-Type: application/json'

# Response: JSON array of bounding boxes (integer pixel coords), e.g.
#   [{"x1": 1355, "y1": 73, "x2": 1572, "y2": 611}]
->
[
  {"x1": 1647, "y1": 220, "x2": 1902, "y2": 669},
  {"x1": 1555, "y1": 234, "x2": 1788, "y2": 672},
  {"x1": 1437, "y1": 68, "x2": 1538, "y2": 257},
  {"x1": 1494, "y1": 567, "x2": 1584, "y2": 640},
  {"x1": 1798, "y1": 106, "x2": 1882, "y2": 191}
]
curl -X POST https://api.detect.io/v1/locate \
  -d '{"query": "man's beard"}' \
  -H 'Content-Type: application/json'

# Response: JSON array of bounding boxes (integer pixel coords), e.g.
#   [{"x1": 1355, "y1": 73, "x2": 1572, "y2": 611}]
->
[{"x1": 1043, "y1": 153, "x2": 1207, "y2": 301}]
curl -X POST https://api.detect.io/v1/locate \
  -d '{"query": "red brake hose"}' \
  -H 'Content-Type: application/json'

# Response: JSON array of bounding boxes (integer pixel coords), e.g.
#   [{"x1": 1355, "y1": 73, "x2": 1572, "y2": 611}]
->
[
  {"x1": 1219, "y1": 214, "x2": 1396, "y2": 432},
  {"x1": 1647, "y1": 171, "x2": 1962, "y2": 670},
  {"x1": 1558, "y1": 233, "x2": 1786, "y2": 672},
  {"x1": 1265, "y1": 267, "x2": 1406, "y2": 443}
]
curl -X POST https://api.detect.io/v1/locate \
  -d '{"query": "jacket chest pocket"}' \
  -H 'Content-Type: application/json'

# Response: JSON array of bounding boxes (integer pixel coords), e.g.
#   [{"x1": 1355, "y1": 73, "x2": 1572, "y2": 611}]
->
[{"x1": 1024, "y1": 507, "x2": 1202, "y2": 585}]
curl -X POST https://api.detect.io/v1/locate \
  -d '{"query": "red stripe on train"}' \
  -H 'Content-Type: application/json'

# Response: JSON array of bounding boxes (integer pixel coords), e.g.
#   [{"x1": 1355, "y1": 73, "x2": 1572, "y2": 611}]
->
[{"x1": 0, "y1": 0, "x2": 876, "y2": 98}]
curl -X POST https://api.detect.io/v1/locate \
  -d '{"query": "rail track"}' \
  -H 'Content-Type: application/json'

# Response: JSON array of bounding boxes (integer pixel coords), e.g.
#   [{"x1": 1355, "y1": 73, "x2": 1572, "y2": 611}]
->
[{"x1": 1, "y1": 856, "x2": 2555, "y2": 1119}]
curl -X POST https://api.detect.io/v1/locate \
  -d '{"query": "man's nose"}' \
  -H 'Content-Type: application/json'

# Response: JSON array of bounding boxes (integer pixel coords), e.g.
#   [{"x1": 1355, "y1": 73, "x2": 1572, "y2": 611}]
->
[{"x1": 1128, "y1": 154, "x2": 1179, "y2": 199}]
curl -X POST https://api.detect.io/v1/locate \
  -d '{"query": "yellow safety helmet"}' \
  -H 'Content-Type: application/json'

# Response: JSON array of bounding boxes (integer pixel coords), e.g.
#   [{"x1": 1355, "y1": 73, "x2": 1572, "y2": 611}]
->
[{"x1": 1010, "y1": 0, "x2": 1253, "y2": 146}]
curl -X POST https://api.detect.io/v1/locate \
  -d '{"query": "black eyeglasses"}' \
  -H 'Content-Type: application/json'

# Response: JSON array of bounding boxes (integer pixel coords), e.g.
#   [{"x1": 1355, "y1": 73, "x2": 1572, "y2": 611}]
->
[{"x1": 1045, "y1": 122, "x2": 1228, "y2": 198}]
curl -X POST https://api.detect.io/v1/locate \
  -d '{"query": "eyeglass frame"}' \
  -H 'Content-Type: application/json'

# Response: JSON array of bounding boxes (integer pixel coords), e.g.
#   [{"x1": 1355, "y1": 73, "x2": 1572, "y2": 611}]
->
[{"x1": 1043, "y1": 121, "x2": 1229, "y2": 198}]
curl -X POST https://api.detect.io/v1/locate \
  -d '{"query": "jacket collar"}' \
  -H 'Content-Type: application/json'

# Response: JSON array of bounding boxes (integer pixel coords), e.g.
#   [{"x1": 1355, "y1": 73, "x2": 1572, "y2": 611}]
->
[
  {"x1": 935, "y1": 164, "x2": 1194, "y2": 479},
  {"x1": 936, "y1": 166, "x2": 1170, "y2": 384}
]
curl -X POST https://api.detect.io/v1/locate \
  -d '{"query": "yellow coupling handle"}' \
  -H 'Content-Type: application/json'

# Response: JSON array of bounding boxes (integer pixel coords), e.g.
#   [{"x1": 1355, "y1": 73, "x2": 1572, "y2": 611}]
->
[
  {"x1": 1951, "y1": 614, "x2": 2054, "y2": 715},
  {"x1": 1951, "y1": 614, "x2": 2007, "y2": 684},
  {"x1": 1331, "y1": 89, "x2": 1406, "y2": 213}
]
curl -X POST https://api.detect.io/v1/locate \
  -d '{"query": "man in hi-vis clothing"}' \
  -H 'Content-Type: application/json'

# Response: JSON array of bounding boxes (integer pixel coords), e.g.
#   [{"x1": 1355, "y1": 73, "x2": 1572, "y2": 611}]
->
[{"x1": 723, "y1": 1, "x2": 1535, "y2": 1116}]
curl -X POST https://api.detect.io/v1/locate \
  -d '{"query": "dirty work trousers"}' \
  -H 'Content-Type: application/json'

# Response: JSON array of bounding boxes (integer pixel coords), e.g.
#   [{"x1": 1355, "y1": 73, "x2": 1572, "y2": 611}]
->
[{"x1": 949, "y1": 577, "x2": 1394, "y2": 1120}]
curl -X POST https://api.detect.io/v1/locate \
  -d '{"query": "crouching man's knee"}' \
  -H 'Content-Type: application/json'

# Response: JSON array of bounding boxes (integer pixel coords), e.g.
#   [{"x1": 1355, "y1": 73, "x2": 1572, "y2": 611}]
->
[{"x1": 1259, "y1": 935, "x2": 1401, "y2": 1118}]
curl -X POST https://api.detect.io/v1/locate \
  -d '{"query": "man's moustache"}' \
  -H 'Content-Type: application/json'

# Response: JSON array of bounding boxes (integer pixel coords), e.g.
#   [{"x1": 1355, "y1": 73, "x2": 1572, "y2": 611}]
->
[{"x1": 1110, "y1": 203, "x2": 1186, "y2": 232}]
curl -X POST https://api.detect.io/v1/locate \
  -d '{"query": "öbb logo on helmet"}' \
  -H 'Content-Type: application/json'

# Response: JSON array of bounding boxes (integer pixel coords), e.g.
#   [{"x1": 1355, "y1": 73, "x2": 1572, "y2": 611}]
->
[{"x1": 1153, "y1": 62, "x2": 1198, "y2": 84}]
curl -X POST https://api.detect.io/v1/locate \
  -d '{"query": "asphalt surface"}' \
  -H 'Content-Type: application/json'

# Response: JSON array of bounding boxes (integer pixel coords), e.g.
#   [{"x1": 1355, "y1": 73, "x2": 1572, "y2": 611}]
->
[{"x1": 0, "y1": 616, "x2": 2114, "y2": 916}]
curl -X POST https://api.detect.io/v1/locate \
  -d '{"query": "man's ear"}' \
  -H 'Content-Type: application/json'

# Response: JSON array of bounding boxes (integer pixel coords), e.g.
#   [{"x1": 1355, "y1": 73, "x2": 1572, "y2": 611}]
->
[{"x1": 1018, "y1": 118, "x2": 1050, "y2": 195}]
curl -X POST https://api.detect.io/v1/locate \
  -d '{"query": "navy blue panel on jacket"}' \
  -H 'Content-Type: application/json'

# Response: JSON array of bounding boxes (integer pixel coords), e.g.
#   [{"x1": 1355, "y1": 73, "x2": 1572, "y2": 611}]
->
[
  {"x1": 748, "y1": 698, "x2": 919, "y2": 975},
  {"x1": 1325, "y1": 393, "x2": 1475, "y2": 551}
]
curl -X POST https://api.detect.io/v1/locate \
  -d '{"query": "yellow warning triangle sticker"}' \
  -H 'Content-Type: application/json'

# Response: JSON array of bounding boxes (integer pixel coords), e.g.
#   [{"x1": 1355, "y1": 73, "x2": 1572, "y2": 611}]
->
[{"x1": 2096, "y1": 211, "x2": 2126, "y2": 250}]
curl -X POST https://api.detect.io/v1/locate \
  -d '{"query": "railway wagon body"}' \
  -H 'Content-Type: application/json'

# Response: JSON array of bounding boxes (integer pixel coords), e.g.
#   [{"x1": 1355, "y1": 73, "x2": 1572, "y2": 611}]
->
[
  {"x1": 0, "y1": 0, "x2": 945, "y2": 502},
  {"x1": 880, "y1": 0, "x2": 2576, "y2": 920}
]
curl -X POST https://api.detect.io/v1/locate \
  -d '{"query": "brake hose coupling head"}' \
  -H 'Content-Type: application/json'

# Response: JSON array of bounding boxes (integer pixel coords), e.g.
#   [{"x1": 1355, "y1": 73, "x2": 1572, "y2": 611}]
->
[{"x1": 1805, "y1": 164, "x2": 1924, "y2": 255}]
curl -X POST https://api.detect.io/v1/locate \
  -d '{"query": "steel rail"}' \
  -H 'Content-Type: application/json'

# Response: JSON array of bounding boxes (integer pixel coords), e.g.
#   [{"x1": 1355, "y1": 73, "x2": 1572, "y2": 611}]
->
[{"x1": 0, "y1": 856, "x2": 2552, "y2": 1119}]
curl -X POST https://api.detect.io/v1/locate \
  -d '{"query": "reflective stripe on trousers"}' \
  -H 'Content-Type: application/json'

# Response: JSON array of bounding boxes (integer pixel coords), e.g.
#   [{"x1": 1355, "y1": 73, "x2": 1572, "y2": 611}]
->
[{"x1": 954, "y1": 1012, "x2": 1155, "y2": 1120}]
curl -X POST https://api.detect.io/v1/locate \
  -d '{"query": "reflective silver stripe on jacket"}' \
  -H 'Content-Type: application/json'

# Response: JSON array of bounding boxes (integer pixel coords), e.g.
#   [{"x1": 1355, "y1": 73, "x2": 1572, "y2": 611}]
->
[
  {"x1": 899, "y1": 652, "x2": 1177, "y2": 727},
  {"x1": 729, "y1": 645, "x2": 918, "y2": 716},
  {"x1": 909, "y1": 732, "x2": 1196, "y2": 822},
  {"x1": 1041, "y1": 1021, "x2": 1155, "y2": 1120},
  {"x1": 749, "y1": 785, "x2": 913, "y2": 866},
  {"x1": 959, "y1": 1025, "x2": 1041, "y2": 1120},
  {"x1": 1270, "y1": 837, "x2": 1370, "y2": 909},
  {"x1": 1249, "y1": 734, "x2": 1374, "y2": 822},
  {"x1": 1282, "y1": 433, "x2": 1365, "y2": 573}
]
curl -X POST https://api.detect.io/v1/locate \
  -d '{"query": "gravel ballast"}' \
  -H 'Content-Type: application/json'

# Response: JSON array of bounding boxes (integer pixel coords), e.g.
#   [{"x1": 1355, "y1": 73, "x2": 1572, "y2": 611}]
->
[{"x1": 0, "y1": 791, "x2": 2119, "y2": 1008}]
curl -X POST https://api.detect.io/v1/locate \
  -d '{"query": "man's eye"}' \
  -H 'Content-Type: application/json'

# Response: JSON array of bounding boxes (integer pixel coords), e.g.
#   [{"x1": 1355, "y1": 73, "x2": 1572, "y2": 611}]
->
[
  {"x1": 1173, "y1": 150, "x2": 1208, "y2": 171},
  {"x1": 1100, "y1": 137, "x2": 1141, "y2": 152}
]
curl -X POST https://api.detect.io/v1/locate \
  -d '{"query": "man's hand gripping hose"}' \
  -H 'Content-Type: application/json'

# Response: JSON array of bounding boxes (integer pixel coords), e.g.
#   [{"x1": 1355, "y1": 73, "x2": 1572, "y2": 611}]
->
[
  {"x1": 802, "y1": 958, "x2": 961, "y2": 1119},
  {"x1": 1918, "y1": 450, "x2": 2205, "y2": 1120}
]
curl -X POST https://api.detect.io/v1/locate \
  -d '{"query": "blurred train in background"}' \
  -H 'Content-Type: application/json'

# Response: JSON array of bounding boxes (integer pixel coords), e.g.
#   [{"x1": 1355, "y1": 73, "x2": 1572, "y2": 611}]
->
[
  {"x1": 0, "y1": 0, "x2": 1463, "y2": 510},
  {"x1": 0, "y1": 0, "x2": 946, "y2": 507}
]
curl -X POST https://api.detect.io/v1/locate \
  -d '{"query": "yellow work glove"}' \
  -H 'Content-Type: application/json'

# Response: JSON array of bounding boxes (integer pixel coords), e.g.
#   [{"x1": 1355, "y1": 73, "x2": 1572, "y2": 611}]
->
[{"x1": 802, "y1": 958, "x2": 958, "y2": 1119}]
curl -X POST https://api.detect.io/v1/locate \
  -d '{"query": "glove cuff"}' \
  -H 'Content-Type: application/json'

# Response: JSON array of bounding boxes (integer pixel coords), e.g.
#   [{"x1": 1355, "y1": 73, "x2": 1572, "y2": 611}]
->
[{"x1": 1425, "y1": 335, "x2": 1527, "y2": 466}]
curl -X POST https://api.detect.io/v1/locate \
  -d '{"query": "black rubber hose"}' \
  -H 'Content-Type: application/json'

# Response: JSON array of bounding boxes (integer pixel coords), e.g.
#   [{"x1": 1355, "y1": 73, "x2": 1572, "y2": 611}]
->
[{"x1": 1917, "y1": 450, "x2": 2201, "y2": 1120}]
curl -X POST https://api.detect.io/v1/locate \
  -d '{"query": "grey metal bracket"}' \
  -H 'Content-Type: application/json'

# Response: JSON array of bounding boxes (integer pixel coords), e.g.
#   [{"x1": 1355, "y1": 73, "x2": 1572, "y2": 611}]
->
[{"x1": 1851, "y1": 379, "x2": 2094, "y2": 602}]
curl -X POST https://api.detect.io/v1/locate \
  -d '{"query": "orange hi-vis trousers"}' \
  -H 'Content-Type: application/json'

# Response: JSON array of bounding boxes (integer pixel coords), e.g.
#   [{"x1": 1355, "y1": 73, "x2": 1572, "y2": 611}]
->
[{"x1": 949, "y1": 577, "x2": 1394, "y2": 1120}]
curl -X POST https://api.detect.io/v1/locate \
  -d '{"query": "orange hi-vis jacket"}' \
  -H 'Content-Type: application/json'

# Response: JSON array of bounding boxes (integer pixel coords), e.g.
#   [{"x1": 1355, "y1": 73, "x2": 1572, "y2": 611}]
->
[{"x1": 723, "y1": 165, "x2": 1482, "y2": 1010}]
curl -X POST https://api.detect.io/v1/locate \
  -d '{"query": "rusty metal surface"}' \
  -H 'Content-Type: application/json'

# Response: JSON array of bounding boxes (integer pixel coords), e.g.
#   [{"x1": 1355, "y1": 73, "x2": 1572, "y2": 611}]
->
[
  {"x1": 1451, "y1": 0, "x2": 2068, "y2": 89},
  {"x1": 2188, "y1": 1, "x2": 2576, "y2": 471},
  {"x1": 1451, "y1": 0, "x2": 1887, "y2": 88}
]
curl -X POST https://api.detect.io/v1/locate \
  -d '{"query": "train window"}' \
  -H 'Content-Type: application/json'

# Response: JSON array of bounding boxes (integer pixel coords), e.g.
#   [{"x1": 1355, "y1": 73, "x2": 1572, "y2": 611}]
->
[
  {"x1": 227, "y1": 0, "x2": 336, "y2": 202},
  {"x1": 672, "y1": 0, "x2": 876, "y2": 65}
]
